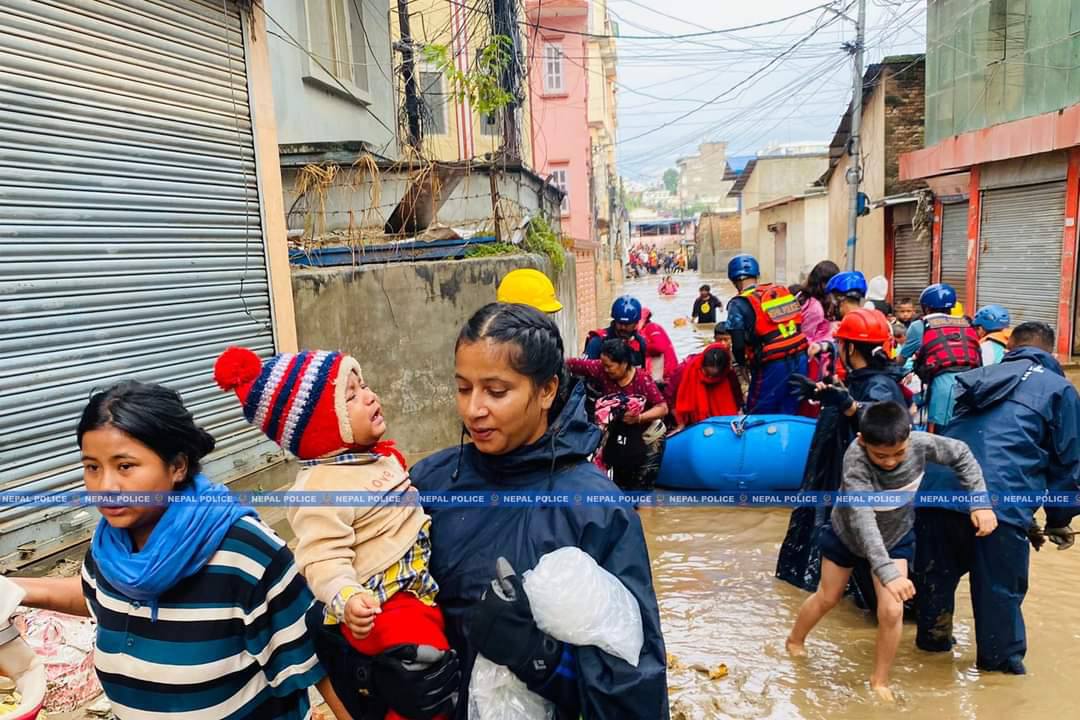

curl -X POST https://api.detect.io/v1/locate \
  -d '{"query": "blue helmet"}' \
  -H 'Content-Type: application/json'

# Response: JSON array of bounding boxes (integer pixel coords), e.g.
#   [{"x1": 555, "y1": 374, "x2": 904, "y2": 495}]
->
[
  {"x1": 611, "y1": 295, "x2": 642, "y2": 324},
  {"x1": 727, "y1": 254, "x2": 760, "y2": 282},
  {"x1": 919, "y1": 283, "x2": 957, "y2": 312},
  {"x1": 972, "y1": 304, "x2": 1010, "y2": 331},
  {"x1": 825, "y1": 271, "x2": 868, "y2": 299}
]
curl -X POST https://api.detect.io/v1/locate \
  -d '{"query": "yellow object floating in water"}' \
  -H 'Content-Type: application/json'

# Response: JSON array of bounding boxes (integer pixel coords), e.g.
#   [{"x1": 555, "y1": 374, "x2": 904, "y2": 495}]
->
[{"x1": 708, "y1": 664, "x2": 729, "y2": 680}]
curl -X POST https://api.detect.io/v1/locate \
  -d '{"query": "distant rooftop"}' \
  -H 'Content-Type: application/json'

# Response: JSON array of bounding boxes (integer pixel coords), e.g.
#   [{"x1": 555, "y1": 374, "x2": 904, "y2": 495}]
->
[{"x1": 725, "y1": 155, "x2": 756, "y2": 176}]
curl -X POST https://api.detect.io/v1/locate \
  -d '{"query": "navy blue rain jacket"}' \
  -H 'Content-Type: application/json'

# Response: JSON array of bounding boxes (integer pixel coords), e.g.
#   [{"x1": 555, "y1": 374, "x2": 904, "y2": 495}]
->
[
  {"x1": 410, "y1": 385, "x2": 670, "y2": 720},
  {"x1": 924, "y1": 347, "x2": 1080, "y2": 530}
]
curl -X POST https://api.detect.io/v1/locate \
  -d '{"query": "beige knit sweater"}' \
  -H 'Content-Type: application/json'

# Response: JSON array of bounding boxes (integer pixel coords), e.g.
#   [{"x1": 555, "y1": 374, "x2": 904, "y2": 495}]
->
[{"x1": 286, "y1": 456, "x2": 429, "y2": 606}]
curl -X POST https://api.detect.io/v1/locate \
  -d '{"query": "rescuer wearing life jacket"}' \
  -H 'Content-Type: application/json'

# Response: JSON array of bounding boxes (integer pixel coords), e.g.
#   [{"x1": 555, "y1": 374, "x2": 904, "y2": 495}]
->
[
  {"x1": 724, "y1": 254, "x2": 809, "y2": 415},
  {"x1": 971, "y1": 304, "x2": 1012, "y2": 366},
  {"x1": 583, "y1": 296, "x2": 648, "y2": 367},
  {"x1": 899, "y1": 283, "x2": 982, "y2": 432}
]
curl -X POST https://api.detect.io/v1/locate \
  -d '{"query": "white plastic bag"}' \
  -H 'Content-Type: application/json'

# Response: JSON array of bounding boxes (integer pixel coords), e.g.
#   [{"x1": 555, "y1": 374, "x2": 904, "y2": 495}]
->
[
  {"x1": 468, "y1": 547, "x2": 644, "y2": 720},
  {"x1": 523, "y1": 547, "x2": 643, "y2": 667},
  {"x1": 467, "y1": 655, "x2": 554, "y2": 720}
]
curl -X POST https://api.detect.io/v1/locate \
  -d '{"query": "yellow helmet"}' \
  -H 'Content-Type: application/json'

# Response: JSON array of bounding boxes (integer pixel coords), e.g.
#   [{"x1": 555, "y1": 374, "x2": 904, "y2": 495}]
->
[
  {"x1": 497, "y1": 268, "x2": 563, "y2": 313},
  {"x1": 950, "y1": 301, "x2": 965, "y2": 318}
]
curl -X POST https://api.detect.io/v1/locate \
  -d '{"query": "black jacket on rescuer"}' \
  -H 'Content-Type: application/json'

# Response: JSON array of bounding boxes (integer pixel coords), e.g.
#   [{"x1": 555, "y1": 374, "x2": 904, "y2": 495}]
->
[
  {"x1": 410, "y1": 384, "x2": 670, "y2": 720},
  {"x1": 776, "y1": 363, "x2": 909, "y2": 598}
]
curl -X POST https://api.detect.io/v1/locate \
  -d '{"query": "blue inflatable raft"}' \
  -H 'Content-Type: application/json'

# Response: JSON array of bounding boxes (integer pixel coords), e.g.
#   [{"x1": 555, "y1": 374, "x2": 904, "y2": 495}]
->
[{"x1": 656, "y1": 414, "x2": 816, "y2": 491}]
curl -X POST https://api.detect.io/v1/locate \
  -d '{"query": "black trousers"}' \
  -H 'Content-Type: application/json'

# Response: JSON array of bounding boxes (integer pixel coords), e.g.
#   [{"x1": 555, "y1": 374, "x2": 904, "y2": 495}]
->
[
  {"x1": 914, "y1": 509, "x2": 1030, "y2": 672},
  {"x1": 306, "y1": 603, "x2": 387, "y2": 719}
]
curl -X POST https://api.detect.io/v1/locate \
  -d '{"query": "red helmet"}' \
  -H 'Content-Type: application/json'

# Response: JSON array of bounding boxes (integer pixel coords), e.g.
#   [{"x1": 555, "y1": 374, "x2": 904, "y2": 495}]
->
[{"x1": 834, "y1": 308, "x2": 891, "y2": 344}]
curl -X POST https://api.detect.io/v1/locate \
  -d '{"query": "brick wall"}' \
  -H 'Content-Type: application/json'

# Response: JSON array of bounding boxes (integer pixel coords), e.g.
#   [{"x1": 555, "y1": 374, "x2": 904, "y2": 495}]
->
[
  {"x1": 884, "y1": 59, "x2": 927, "y2": 196},
  {"x1": 696, "y1": 212, "x2": 741, "y2": 274},
  {"x1": 574, "y1": 247, "x2": 597, "y2": 349}
]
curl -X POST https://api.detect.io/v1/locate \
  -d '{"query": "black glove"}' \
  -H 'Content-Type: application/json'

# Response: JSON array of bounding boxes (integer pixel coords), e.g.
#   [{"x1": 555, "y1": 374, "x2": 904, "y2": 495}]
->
[
  {"x1": 787, "y1": 373, "x2": 818, "y2": 401},
  {"x1": 1027, "y1": 524, "x2": 1046, "y2": 552},
  {"x1": 816, "y1": 382, "x2": 854, "y2": 410},
  {"x1": 1044, "y1": 525, "x2": 1075, "y2": 550},
  {"x1": 467, "y1": 557, "x2": 562, "y2": 687},
  {"x1": 371, "y1": 644, "x2": 461, "y2": 720}
]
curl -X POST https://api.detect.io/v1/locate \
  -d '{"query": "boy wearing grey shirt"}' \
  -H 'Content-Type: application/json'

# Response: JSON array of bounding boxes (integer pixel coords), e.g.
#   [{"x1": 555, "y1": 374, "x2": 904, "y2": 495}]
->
[{"x1": 787, "y1": 402, "x2": 997, "y2": 702}]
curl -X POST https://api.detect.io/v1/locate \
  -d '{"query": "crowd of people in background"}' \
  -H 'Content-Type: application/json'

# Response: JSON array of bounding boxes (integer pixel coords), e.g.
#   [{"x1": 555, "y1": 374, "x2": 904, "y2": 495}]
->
[{"x1": 627, "y1": 243, "x2": 688, "y2": 277}]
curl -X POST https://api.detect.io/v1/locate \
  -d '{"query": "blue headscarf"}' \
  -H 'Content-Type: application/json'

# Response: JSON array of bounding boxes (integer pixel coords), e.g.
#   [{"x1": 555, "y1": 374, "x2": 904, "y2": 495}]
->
[{"x1": 91, "y1": 473, "x2": 256, "y2": 620}]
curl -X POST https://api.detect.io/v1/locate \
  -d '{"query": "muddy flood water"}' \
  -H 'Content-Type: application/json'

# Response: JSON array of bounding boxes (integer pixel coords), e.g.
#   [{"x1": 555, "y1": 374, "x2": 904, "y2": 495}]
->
[{"x1": 626, "y1": 272, "x2": 1080, "y2": 719}]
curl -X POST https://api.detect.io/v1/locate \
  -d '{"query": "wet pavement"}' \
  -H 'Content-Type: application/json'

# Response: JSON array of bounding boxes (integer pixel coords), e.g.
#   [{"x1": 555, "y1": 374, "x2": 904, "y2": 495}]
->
[{"x1": 627, "y1": 272, "x2": 1080, "y2": 719}]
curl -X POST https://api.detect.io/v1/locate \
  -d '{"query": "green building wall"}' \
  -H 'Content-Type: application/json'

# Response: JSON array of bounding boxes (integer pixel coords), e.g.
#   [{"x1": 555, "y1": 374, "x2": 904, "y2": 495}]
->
[{"x1": 925, "y1": 0, "x2": 1080, "y2": 145}]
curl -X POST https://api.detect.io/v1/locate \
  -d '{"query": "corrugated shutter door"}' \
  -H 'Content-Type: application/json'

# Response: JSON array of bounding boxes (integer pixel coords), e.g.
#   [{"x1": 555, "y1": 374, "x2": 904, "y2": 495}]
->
[
  {"x1": 0, "y1": 0, "x2": 281, "y2": 564},
  {"x1": 977, "y1": 182, "x2": 1066, "y2": 329},
  {"x1": 940, "y1": 202, "x2": 969, "y2": 301},
  {"x1": 891, "y1": 224, "x2": 931, "y2": 305}
]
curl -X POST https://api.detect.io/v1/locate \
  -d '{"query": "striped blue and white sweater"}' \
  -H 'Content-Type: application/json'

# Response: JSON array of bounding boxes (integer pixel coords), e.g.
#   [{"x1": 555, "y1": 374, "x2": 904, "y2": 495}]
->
[{"x1": 82, "y1": 516, "x2": 324, "y2": 720}]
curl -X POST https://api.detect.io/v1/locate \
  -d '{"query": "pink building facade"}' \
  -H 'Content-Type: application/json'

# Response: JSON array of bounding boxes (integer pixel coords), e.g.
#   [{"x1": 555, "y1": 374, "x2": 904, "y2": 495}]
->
[{"x1": 526, "y1": 0, "x2": 598, "y2": 340}]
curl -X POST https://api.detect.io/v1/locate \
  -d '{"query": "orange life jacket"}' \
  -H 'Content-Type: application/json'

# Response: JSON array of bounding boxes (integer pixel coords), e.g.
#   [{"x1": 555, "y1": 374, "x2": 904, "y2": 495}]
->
[
  {"x1": 984, "y1": 329, "x2": 1012, "y2": 348},
  {"x1": 740, "y1": 284, "x2": 809, "y2": 364}
]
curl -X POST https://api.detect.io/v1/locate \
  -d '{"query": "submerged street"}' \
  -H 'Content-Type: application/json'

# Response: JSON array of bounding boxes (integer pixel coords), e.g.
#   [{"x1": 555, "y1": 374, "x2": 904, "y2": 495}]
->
[{"x1": 630, "y1": 273, "x2": 1080, "y2": 719}]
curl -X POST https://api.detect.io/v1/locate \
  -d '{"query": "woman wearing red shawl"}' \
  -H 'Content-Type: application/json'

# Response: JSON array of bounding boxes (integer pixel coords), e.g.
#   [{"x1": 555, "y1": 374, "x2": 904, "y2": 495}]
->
[
  {"x1": 638, "y1": 307, "x2": 679, "y2": 389},
  {"x1": 672, "y1": 343, "x2": 743, "y2": 430}
]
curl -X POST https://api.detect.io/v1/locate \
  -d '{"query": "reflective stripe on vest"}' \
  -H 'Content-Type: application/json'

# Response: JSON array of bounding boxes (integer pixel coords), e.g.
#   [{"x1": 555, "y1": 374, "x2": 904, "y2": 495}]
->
[{"x1": 740, "y1": 284, "x2": 809, "y2": 364}]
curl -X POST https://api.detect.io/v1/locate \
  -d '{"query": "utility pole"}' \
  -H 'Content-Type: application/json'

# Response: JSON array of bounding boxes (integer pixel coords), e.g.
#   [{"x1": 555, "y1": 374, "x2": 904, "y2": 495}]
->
[
  {"x1": 492, "y1": 0, "x2": 523, "y2": 158},
  {"x1": 395, "y1": 0, "x2": 422, "y2": 150},
  {"x1": 844, "y1": 0, "x2": 866, "y2": 271}
]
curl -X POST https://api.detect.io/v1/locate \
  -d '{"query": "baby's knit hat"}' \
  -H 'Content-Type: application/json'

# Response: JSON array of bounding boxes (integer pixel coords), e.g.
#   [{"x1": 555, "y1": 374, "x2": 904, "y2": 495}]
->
[{"x1": 214, "y1": 347, "x2": 362, "y2": 459}]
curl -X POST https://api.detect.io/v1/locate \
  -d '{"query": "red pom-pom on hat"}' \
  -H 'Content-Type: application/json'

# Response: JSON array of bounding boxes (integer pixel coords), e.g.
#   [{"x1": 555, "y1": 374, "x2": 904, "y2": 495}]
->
[{"x1": 214, "y1": 347, "x2": 262, "y2": 391}]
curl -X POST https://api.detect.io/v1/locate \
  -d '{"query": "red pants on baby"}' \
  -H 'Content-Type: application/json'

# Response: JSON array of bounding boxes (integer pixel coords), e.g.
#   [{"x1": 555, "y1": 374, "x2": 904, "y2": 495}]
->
[{"x1": 341, "y1": 593, "x2": 449, "y2": 720}]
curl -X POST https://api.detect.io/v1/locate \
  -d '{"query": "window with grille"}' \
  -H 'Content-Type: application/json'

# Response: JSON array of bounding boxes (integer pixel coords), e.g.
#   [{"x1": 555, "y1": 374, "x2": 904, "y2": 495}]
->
[{"x1": 419, "y1": 69, "x2": 448, "y2": 135}]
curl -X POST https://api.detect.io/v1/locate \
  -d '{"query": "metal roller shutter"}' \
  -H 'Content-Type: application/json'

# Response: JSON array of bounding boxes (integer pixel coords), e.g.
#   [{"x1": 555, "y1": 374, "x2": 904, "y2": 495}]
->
[
  {"x1": 0, "y1": 0, "x2": 281, "y2": 566},
  {"x1": 891, "y1": 224, "x2": 931, "y2": 306},
  {"x1": 977, "y1": 182, "x2": 1066, "y2": 330},
  {"x1": 940, "y1": 202, "x2": 969, "y2": 302}
]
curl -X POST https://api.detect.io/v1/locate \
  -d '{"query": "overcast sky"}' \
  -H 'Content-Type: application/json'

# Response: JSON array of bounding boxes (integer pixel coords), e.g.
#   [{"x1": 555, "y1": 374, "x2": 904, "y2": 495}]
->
[{"x1": 609, "y1": 0, "x2": 927, "y2": 182}]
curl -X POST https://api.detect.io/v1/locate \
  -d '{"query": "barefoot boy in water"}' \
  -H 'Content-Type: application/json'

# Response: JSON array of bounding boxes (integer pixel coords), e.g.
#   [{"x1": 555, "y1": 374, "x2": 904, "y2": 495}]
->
[{"x1": 786, "y1": 401, "x2": 997, "y2": 700}]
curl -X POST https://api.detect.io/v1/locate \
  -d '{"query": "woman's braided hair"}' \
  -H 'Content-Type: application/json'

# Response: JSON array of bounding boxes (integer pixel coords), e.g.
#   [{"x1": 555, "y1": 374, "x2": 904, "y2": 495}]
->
[{"x1": 457, "y1": 303, "x2": 569, "y2": 418}]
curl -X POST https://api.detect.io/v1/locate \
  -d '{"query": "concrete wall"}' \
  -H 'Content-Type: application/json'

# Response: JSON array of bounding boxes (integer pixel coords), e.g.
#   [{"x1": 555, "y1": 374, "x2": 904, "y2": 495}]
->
[
  {"x1": 802, "y1": 194, "x2": 831, "y2": 281},
  {"x1": 740, "y1": 154, "x2": 830, "y2": 257},
  {"x1": 678, "y1": 142, "x2": 737, "y2": 211},
  {"x1": 749, "y1": 194, "x2": 830, "y2": 287},
  {"x1": 283, "y1": 165, "x2": 562, "y2": 237},
  {"x1": 267, "y1": 0, "x2": 397, "y2": 155},
  {"x1": 827, "y1": 85, "x2": 887, "y2": 278},
  {"x1": 292, "y1": 254, "x2": 578, "y2": 458},
  {"x1": 696, "y1": 212, "x2": 740, "y2": 275}
]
